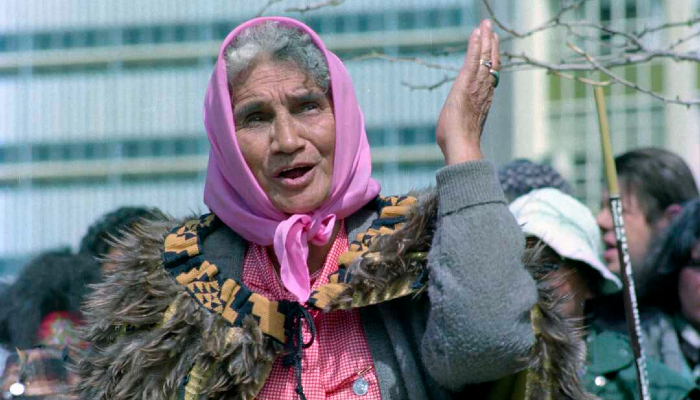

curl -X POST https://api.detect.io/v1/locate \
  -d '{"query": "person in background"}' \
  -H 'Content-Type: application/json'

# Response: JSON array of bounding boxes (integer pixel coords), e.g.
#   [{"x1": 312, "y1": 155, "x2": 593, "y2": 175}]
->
[
  {"x1": 594, "y1": 147, "x2": 700, "y2": 374},
  {"x1": 79, "y1": 206, "x2": 166, "y2": 270},
  {"x1": 0, "y1": 250, "x2": 101, "y2": 399},
  {"x1": 0, "y1": 207, "x2": 165, "y2": 397},
  {"x1": 511, "y1": 188, "x2": 699, "y2": 399},
  {"x1": 498, "y1": 158, "x2": 573, "y2": 203},
  {"x1": 645, "y1": 198, "x2": 700, "y2": 384},
  {"x1": 0, "y1": 249, "x2": 100, "y2": 349}
]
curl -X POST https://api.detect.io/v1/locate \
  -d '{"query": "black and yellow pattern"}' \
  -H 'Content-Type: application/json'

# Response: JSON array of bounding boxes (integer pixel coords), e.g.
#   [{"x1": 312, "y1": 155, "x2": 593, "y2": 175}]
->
[
  {"x1": 163, "y1": 214, "x2": 288, "y2": 343},
  {"x1": 338, "y1": 195, "x2": 417, "y2": 266},
  {"x1": 308, "y1": 195, "x2": 420, "y2": 310},
  {"x1": 162, "y1": 196, "x2": 423, "y2": 344}
]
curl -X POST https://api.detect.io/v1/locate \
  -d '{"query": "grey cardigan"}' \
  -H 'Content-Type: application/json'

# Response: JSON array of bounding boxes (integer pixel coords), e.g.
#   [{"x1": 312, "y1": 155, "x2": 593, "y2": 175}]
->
[{"x1": 200, "y1": 161, "x2": 538, "y2": 399}]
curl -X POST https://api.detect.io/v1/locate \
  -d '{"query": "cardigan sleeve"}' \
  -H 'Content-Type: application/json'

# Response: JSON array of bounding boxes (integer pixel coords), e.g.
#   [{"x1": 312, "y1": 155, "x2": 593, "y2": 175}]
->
[{"x1": 420, "y1": 160, "x2": 537, "y2": 390}]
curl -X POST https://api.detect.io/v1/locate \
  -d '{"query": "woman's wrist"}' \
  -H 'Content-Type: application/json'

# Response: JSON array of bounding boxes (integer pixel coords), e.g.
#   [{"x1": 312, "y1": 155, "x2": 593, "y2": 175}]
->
[{"x1": 439, "y1": 137, "x2": 483, "y2": 165}]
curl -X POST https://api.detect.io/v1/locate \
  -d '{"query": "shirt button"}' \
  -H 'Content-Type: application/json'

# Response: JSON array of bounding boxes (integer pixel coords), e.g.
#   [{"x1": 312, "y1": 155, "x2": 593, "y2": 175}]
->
[
  {"x1": 353, "y1": 377, "x2": 369, "y2": 396},
  {"x1": 594, "y1": 376, "x2": 607, "y2": 387}
]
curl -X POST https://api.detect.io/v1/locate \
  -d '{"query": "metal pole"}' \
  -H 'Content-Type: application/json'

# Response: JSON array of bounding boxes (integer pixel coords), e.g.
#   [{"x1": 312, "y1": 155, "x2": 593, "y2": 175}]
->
[{"x1": 593, "y1": 87, "x2": 650, "y2": 400}]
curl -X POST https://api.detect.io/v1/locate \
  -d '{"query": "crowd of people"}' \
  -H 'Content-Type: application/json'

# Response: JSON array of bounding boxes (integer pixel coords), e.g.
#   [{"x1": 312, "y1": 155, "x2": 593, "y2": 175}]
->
[{"x1": 0, "y1": 16, "x2": 699, "y2": 400}]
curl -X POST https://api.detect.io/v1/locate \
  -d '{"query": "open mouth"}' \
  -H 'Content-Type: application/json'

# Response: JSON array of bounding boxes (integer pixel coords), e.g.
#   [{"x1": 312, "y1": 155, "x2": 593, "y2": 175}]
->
[{"x1": 277, "y1": 166, "x2": 313, "y2": 180}]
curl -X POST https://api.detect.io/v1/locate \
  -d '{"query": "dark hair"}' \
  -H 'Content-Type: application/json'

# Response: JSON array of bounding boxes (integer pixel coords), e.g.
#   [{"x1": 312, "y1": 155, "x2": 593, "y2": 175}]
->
[
  {"x1": 616, "y1": 148, "x2": 699, "y2": 223},
  {"x1": 498, "y1": 159, "x2": 573, "y2": 203},
  {"x1": 0, "y1": 250, "x2": 102, "y2": 348},
  {"x1": 523, "y1": 237, "x2": 602, "y2": 295},
  {"x1": 79, "y1": 206, "x2": 166, "y2": 258},
  {"x1": 646, "y1": 199, "x2": 700, "y2": 313}
]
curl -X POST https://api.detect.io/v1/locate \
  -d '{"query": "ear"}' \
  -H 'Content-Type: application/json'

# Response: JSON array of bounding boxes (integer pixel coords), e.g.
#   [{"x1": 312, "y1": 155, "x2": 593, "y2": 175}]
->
[
  {"x1": 664, "y1": 204, "x2": 684, "y2": 222},
  {"x1": 655, "y1": 204, "x2": 684, "y2": 231}
]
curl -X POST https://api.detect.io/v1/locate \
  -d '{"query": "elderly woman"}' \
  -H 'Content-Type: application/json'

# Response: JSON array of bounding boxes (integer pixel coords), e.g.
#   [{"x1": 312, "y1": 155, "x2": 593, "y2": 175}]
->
[{"x1": 74, "y1": 17, "x2": 582, "y2": 400}]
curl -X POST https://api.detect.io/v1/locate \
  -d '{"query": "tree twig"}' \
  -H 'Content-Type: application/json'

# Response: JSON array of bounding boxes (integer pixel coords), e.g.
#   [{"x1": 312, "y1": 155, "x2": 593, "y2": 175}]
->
[
  {"x1": 348, "y1": 51, "x2": 460, "y2": 72},
  {"x1": 285, "y1": 0, "x2": 345, "y2": 14},
  {"x1": 401, "y1": 75, "x2": 456, "y2": 91},
  {"x1": 669, "y1": 29, "x2": 700, "y2": 50},
  {"x1": 567, "y1": 42, "x2": 699, "y2": 107},
  {"x1": 255, "y1": 0, "x2": 285, "y2": 17},
  {"x1": 636, "y1": 16, "x2": 700, "y2": 37},
  {"x1": 482, "y1": 0, "x2": 590, "y2": 43}
]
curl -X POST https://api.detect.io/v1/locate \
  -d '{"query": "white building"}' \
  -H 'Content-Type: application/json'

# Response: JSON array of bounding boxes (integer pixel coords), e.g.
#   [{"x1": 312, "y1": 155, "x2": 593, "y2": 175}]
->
[{"x1": 0, "y1": 0, "x2": 697, "y2": 275}]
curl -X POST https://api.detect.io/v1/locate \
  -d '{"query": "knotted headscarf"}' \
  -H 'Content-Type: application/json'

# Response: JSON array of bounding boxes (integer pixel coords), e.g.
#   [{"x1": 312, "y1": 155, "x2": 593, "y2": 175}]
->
[{"x1": 203, "y1": 17, "x2": 381, "y2": 303}]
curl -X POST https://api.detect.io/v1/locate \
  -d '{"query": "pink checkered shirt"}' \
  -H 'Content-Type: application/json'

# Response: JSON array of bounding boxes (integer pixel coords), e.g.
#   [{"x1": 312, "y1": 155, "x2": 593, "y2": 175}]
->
[{"x1": 242, "y1": 220, "x2": 381, "y2": 400}]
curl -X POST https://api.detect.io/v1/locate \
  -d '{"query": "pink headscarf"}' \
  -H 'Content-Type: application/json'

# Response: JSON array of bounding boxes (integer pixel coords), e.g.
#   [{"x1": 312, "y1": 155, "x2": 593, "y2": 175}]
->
[{"x1": 203, "y1": 17, "x2": 381, "y2": 303}]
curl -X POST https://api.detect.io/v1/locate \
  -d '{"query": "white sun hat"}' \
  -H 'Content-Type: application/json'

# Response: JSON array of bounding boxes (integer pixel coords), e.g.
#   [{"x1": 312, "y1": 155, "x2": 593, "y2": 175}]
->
[{"x1": 509, "y1": 188, "x2": 622, "y2": 295}]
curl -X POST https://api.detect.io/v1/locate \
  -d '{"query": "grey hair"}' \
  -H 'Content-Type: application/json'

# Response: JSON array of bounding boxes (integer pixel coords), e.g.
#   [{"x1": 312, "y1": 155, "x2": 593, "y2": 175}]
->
[{"x1": 224, "y1": 21, "x2": 330, "y2": 92}]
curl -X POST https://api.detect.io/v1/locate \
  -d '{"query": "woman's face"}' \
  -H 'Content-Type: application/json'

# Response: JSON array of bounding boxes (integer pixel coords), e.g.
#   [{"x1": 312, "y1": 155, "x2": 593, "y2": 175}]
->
[
  {"x1": 678, "y1": 240, "x2": 700, "y2": 328},
  {"x1": 550, "y1": 264, "x2": 594, "y2": 321},
  {"x1": 231, "y1": 60, "x2": 335, "y2": 215}
]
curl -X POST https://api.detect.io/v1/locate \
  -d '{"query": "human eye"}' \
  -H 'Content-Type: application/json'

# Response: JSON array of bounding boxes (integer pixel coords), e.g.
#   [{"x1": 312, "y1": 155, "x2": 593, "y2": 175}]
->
[
  {"x1": 240, "y1": 112, "x2": 268, "y2": 126},
  {"x1": 300, "y1": 101, "x2": 320, "y2": 113}
]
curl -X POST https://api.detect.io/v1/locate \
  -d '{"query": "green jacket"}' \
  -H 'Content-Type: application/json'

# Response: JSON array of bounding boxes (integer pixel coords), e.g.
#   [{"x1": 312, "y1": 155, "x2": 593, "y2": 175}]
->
[{"x1": 583, "y1": 329, "x2": 699, "y2": 399}]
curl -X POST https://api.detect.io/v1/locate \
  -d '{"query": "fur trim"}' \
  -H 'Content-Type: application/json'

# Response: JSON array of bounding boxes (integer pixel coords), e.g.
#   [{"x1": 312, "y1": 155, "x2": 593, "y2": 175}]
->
[
  {"x1": 73, "y1": 218, "x2": 282, "y2": 400},
  {"x1": 522, "y1": 247, "x2": 598, "y2": 400},
  {"x1": 328, "y1": 190, "x2": 593, "y2": 399},
  {"x1": 74, "y1": 193, "x2": 593, "y2": 399},
  {"x1": 320, "y1": 191, "x2": 436, "y2": 311}
]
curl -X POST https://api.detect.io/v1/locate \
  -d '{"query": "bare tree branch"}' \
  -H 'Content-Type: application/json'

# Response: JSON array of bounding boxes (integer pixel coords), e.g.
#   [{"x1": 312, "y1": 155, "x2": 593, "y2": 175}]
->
[
  {"x1": 482, "y1": 0, "x2": 591, "y2": 43},
  {"x1": 278, "y1": 0, "x2": 698, "y2": 105},
  {"x1": 256, "y1": 0, "x2": 285, "y2": 17},
  {"x1": 349, "y1": 51, "x2": 460, "y2": 72},
  {"x1": 636, "y1": 16, "x2": 700, "y2": 37},
  {"x1": 567, "y1": 42, "x2": 699, "y2": 107},
  {"x1": 386, "y1": 1, "x2": 700, "y2": 105},
  {"x1": 401, "y1": 75, "x2": 456, "y2": 91},
  {"x1": 669, "y1": 29, "x2": 700, "y2": 50},
  {"x1": 285, "y1": 0, "x2": 345, "y2": 13}
]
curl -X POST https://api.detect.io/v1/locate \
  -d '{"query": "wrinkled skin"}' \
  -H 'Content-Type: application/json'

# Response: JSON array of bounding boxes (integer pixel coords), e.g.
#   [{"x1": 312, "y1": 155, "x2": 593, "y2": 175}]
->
[
  {"x1": 231, "y1": 20, "x2": 500, "y2": 274},
  {"x1": 232, "y1": 60, "x2": 335, "y2": 215},
  {"x1": 436, "y1": 19, "x2": 500, "y2": 165}
]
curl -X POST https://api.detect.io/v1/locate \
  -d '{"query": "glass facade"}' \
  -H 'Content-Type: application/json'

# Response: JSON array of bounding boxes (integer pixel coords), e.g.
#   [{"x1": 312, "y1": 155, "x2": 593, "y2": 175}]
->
[{"x1": 0, "y1": 1, "x2": 477, "y2": 273}]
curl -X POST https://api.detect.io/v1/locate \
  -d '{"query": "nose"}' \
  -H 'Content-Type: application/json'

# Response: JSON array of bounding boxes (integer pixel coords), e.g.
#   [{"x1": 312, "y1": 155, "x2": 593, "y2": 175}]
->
[
  {"x1": 271, "y1": 111, "x2": 305, "y2": 154},
  {"x1": 597, "y1": 206, "x2": 613, "y2": 232}
]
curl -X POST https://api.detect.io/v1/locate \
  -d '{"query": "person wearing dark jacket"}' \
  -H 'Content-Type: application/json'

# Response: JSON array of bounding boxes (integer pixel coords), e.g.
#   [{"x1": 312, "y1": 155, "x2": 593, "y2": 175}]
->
[
  {"x1": 645, "y1": 198, "x2": 700, "y2": 384},
  {"x1": 595, "y1": 148, "x2": 700, "y2": 375}
]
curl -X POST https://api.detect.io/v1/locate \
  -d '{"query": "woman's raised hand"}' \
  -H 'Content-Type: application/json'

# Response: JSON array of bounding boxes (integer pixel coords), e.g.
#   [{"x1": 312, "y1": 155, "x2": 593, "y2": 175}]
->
[{"x1": 436, "y1": 19, "x2": 500, "y2": 165}]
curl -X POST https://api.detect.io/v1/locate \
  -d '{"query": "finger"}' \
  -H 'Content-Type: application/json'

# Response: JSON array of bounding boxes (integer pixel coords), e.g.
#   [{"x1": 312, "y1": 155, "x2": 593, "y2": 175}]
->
[
  {"x1": 477, "y1": 20, "x2": 493, "y2": 81},
  {"x1": 461, "y1": 27, "x2": 482, "y2": 86},
  {"x1": 491, "y1": 31, "x2": 500, "y2": 71}
]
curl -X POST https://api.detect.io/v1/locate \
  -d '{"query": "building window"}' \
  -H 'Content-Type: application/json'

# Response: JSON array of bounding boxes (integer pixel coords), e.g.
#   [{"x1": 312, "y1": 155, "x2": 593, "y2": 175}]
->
[
  {"x1": 397, "y1": 11, "x2": 416, "y2": 30},
  {"x1": 0, "y1": 147, "x2": 19, "y2": 163},
  {"x1": 367, "y1": 128, "x2": 387, "y2": 147},
  {"x1": 123, "y1": 140, "x2": 140, "y2": 158},
  {"x1": 1, "y1": 7, "x2": 467, "y2": 54},
  {"x1": 367, "y1": 14, "x2": 385, "y2": 31},
  {"x1": 152, "y1": 26, "x2": 166, "y2": 43},
  {"x1": 399, "y1": 127, "x2": 416, "y2": 145},
  {"x1": 174, "y1": 24, "x2": 199, "y2": 42},
  {"x1": 123, "y1": 27, "x2": 140, "y2": 45},
  {"x1": 34, "y1": 33, "x2": 52, "y2": 50},
  {"x1": 31, "y1": 145, "x2": 50, "y2": 162}
]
